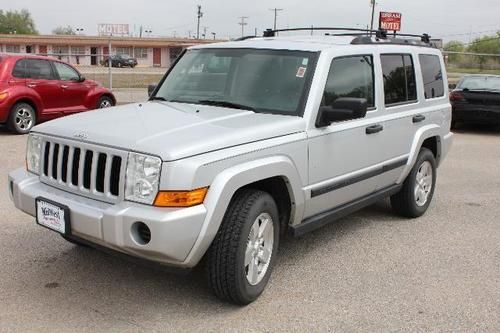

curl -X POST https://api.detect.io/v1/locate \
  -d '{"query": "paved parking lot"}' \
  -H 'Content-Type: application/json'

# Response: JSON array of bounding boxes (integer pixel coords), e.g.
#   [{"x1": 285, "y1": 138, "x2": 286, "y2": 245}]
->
[{"x1": 0, "y1": 126, "x2": 499, "y2": 332}]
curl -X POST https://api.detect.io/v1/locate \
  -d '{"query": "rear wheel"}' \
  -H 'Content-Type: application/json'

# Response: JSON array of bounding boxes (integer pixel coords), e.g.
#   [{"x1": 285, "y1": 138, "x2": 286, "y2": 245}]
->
[
  {"x1": 97, "y1": 96, "x2": 114, "y2": 109},
  {"x1": 206, "y1": 189, "x2": 279, "y2": 305},
  {"x1": 8, "y1": 102, "x2": 36, "y2": 134},
  {"x1": 391, "y1": 148, "x2": 437, "y2": 218}
]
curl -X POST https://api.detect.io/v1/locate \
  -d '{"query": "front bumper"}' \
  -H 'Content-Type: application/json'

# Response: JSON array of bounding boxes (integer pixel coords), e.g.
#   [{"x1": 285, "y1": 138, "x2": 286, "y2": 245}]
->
[{"x1": 9, "y1": 168, "x2": 207, "y2": 268}]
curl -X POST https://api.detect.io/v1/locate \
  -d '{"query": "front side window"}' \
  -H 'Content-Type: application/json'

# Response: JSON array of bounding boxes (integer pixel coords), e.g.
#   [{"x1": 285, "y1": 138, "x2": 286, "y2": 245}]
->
[
  {"x1": 53, "y1": 62, "x2": 80, "y2": 81},
  {"x1": 321, "y1": 55, "x2": 375, "y2": 109},
  {"x1": 154, "y1": 48, "x2": 318, "y2": 116},
  {"x1": 381, "y1": 54, "x2": 417, "y2": 105},
  {"x1": 419, "y1": 54, "x2": 444, "y2": 99},
  {"x1": 25, "y1": 59, "x2": 55, "y2": 80}
]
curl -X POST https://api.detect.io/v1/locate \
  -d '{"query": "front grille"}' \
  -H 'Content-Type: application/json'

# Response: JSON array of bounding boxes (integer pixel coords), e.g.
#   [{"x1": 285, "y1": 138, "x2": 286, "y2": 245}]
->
[{"x1": 40, "y1": 138, "x2": 126, "y2": 201}]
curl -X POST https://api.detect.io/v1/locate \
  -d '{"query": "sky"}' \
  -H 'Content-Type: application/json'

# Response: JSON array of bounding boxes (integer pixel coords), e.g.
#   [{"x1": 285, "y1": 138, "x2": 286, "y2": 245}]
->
[{"x1": 2, "y1": 0, "x2": 500, "y2": 42}]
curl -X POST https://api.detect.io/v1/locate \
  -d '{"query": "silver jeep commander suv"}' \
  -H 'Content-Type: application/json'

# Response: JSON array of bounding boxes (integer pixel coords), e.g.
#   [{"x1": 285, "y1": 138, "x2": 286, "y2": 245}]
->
[{"x1": 9, "y1": 28, "x2": 453, "y2": 305}]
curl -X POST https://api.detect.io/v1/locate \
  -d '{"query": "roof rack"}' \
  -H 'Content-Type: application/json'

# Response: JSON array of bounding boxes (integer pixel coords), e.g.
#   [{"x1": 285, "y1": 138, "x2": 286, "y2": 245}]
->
[{"x1": 262, "y1": 27, "x2": 432, "y2": 46}]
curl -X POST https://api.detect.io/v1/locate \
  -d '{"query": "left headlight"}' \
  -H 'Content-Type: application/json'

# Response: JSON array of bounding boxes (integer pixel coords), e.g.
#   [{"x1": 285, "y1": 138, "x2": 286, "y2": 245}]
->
[
  {"x1": 26, "y1": 134, "x2": 42, "y2": 175},
  {"x1": 125, "y1": 152, "x2": 162, "y2": 205}
]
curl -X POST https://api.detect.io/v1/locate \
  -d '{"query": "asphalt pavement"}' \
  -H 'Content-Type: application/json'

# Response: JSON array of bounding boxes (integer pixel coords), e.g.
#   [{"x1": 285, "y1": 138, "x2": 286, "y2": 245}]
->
[{"x1": 0, "y1": 125, "x2": 499, "y2": 332}]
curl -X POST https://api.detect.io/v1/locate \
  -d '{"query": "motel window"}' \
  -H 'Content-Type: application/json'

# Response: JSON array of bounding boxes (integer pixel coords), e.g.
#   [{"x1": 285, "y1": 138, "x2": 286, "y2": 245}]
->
[
  {"x1": 6, "y1": 45, "x2": 21, "y2": 53},
  {"x1": 115, "y1": 47, "x2": 132, "y2": 56},
  {"x1": 52, "y1": 46, "x2": 69, "y2": 55},
  {"x1": 71, "y1": 46, "x2": 86, "y2": 55},
  {"x1": 134, "y1": 47, "x2": 148, "y2": 59}
]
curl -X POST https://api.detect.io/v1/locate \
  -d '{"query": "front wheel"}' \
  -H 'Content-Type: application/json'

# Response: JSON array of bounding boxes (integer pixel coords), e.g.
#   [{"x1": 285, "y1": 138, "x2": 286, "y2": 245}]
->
[
  {"x1": 8, "y1": 102, "x2": 36, "y2": 134},
  {"x1": 206, "y1": 189, "x2": 280, "y2": 305},
  {"x1": 391, "y1": 148, "x2": 437, "y2": 218}
]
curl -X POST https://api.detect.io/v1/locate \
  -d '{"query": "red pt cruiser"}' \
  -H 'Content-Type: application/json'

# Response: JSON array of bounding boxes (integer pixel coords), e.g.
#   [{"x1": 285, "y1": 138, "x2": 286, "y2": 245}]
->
[{"x1": 0, "y1": 54, "x2": 115, "y2": 134}]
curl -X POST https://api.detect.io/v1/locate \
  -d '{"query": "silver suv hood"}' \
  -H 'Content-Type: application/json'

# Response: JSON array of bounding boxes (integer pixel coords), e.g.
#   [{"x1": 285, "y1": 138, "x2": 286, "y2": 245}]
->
[{"x1": 34, "y1": 102, "x2": 306, "y2": 161}]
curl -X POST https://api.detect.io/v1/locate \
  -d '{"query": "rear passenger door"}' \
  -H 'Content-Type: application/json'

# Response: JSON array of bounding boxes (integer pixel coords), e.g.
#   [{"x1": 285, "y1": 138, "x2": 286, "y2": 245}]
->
[
  {"x1": 25, "y1": 59, "x2": 65, "y2": 118},
  {"x1": 305, "y1": 55, "x2": 385, "y2": 218},
  {"x1": 376, "y1": 53, "x2": 445, "y2": 189},
  {"x1": 52, "y1": 61, "x2": 90, "y2": 113}
]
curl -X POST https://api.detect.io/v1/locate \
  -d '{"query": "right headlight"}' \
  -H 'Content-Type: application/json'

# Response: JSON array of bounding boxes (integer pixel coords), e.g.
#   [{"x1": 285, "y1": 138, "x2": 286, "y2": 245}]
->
[
  {"x1": 125, "y1": 152, "x2": 162, "y2": 205},
  {"x1": 26, "y1": 134, "x2": 42, "y2": 175}
]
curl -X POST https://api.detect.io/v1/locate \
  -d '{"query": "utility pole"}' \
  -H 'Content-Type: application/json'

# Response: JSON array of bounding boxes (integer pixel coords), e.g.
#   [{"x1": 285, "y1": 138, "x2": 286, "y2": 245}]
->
[
  {"x1": 370, "y1": 0, "x2": 376, "y2": 35},
  {"x1": 269, "y1": 8, "x2": 284, "y2": 31},
  {"x1": 238, "y1": 16, "x2": 248, "y2": 37},
  {"x1": 196, "y1": 5, "x2": 203, "y2": 39}
]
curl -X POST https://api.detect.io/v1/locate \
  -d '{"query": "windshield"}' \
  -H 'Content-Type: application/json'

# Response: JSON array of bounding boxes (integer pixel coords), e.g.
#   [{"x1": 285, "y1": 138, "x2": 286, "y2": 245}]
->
[
  {"x1": 120, "y1": 54, "x2": 132, "y2": 59},
  {"x1": 458, "y1": 76, "x2": 500, "y2": 91},
  {"x1": 153, "y1": 48, "x2": 318, "y2": 116}
]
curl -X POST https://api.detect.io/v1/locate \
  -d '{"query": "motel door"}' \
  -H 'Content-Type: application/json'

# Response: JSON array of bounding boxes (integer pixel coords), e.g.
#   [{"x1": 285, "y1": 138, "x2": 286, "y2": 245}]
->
[{"x1": 153, "y1": 48, "x2": 161, "y2": 67}]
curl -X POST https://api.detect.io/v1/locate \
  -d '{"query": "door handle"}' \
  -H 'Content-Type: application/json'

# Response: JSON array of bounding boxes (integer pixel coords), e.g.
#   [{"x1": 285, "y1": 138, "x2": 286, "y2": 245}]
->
[
  {"x1": 366, "y1": 124, "x2": 384, "y2": 135},
  {"x1": 413, "y1": 114, "x2": 426, "y2": 123},
  {"x1": 61, "y1": 85, "x2": 68, "y2": 89},
  {"x1": 27, "y1": 83, "x2": 37, "y2": 88}
]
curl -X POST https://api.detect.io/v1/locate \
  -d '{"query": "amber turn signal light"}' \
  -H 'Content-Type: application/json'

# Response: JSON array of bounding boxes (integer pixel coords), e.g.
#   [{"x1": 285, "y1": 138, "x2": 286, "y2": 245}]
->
[
  {"x1": 154, "y1": 187, "x2": 208, "y2": 207},
  {"x1": 0, "y1": 91, "x2": 9, "y2": 102}
]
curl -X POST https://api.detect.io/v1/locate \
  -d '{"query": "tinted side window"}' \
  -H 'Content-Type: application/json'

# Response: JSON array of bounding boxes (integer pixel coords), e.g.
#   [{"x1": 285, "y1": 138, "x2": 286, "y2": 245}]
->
[
  {"x1": 53, "y1": 62, "x2": 80, "y2": 81},
  {"x1": 381, "y1": 54, "x2": 417, "y2": 105},
  {"x1": 419, "y1": 54, "x2": 444, "y2": 99},
  {"x1": 322, "y1": 55, "x2": 375, "y2": 108},
  {"x1": 25, "y1": 59, "x2": 55, "y2": 80},
  {"x1": 12, "y1": 59, "x2": 28, "y2": 78}
]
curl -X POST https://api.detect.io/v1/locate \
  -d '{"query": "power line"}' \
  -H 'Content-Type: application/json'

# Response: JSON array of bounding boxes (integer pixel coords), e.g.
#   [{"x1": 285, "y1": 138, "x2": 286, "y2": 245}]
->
[
  {"x1": 269, "y1": 8, "x2": 284, "y2": 31},
  {"x1": 238, "y1": 16, "x2": 248, "y2": 37}
]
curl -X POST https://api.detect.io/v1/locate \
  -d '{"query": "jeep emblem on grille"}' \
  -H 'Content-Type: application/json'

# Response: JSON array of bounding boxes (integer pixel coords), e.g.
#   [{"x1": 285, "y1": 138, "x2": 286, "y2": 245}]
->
[{"x1": 74, "y1": 132, "x2": 88, "y2": 141}]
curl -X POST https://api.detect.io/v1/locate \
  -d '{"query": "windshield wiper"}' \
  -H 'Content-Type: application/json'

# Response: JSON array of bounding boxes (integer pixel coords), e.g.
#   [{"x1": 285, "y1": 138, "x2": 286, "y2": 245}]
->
[
  {"x1": 150, "y1": 96, "x2": 168, "y2": 101},
  {"x1": 197, "y1": 100, "x2": 256, "y2": 112}
]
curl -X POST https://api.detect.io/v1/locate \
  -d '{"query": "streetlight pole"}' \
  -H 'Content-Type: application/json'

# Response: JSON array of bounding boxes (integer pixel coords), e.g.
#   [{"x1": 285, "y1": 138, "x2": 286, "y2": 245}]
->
[
  {"x1": 196, "y1": 5, "x2": 203, "y2": 39},
  {"x1": 211, "y1": 32, "x2": 216, "y2": 40},
  {"x1": 370, "y1": 0, "x2": 377, "y2": 35}
]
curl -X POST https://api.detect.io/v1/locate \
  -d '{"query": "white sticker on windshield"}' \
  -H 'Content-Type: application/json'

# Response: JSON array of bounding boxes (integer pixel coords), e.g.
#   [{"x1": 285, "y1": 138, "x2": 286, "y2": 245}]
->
[
  {"x1": 296, "y1": 67, "x2": 307, "y2": 78},
  {"x1": 302, "y1": 58, "x2": 309, "y2": 66}
]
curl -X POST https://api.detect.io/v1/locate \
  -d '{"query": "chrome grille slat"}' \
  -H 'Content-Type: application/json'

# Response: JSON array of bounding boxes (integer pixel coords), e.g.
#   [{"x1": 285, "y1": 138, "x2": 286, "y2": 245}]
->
[
  {"x1": 39, "y1": 137, "x2": 126, "y2": 203},
  {"x1": 47, "y1": 143, "x2": 54, "y2": 180},
  {"x1": 90, "y1": 150, "x2": 98, "y2": 193}
]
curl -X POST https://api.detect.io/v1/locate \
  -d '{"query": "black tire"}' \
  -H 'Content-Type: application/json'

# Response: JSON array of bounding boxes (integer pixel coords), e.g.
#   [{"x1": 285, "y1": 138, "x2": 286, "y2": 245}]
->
[
  {"x1": 8, "y1": 102, "x2": 36, "y2": 134},
  {"x1": 97, "y1": 96, "x2": 114, "y2": 109},
  {"x1": 206, "y1": 189, "x2": 280, "y2": 305},
  {"x1": 391, "y1": 148, "x2": 437, "y2": 218}
]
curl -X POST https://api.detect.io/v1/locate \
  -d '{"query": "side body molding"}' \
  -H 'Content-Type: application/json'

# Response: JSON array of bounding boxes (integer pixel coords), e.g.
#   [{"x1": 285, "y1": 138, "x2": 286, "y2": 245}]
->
[{"x1": 183, "y1": 155, "x2": 305, "y2": 267}]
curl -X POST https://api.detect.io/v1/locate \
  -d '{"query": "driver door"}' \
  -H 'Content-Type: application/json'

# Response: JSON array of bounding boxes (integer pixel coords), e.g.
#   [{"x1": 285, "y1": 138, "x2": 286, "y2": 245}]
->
[{"x1": 305, "y1": 54, "x2": 386, "y2": 218}]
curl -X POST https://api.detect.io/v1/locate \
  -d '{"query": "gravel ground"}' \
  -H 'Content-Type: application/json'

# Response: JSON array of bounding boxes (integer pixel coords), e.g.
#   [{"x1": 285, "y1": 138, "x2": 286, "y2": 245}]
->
[{"x1": 0, "y1": 125, "x2": 499, "y2": 332}]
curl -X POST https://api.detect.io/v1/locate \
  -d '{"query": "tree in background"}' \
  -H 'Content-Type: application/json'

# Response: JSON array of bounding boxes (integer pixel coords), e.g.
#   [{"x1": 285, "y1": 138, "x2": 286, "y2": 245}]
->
[
  {"x1": 52, "y1": 25, "x2": 76, "y2": 35},
  {"x1": 467, "y1": 32, "x2": 500, "y2": 69},
  {"x1": 0, "y1": 9, "x2": 38, "y2": 34},
  {"x1": 444, "y1": 41, "x2": 465, "y2": 63}
]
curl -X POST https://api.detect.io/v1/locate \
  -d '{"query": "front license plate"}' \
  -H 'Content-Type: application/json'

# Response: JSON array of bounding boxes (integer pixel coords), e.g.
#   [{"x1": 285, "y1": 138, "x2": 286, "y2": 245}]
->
[{"x1": 36, "y1": 198, "x2": 69, "y2": 235}]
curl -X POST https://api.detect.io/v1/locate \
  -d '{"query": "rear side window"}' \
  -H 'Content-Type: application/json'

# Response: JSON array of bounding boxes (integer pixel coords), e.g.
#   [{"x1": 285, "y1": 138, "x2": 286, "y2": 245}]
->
[
  {"x1": 419, "y1": 55, "x2": 445, "y2": 99},
  {"x1": 322, "y1": 55, "x2": 375, "y2": 108},
  {"x1": 12, "y1": 59, "x2": 28, "y2": 78},
  {"x1": 381, "y1": 54, "x2": 417, "y2": 105},
  {"x1": 25, "y1": 59, "x2": 56, "y2": 80}
]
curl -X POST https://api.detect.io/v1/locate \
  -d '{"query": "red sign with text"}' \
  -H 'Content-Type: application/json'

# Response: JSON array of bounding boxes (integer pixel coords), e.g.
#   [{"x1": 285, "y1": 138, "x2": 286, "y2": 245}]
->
[{"x1": 379, "y1": 12, "x2": 402, "y2": 31}]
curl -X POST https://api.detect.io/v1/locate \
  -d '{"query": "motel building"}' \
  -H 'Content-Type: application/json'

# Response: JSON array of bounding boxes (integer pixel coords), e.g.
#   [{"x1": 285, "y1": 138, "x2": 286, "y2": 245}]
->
[{"x1": 0, "y1": 33, "x2": 214, "y2": 68}]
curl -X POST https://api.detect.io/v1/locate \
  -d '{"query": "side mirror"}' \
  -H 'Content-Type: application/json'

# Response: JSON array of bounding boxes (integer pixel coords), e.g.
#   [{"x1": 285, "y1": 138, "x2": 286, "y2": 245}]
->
[
  {"x1": 316, "y1": 97, "x2": 368, "y2": 127},
  {"x1": 448, "y1": 83, "x2": 457, "y2": 90},
  {"x1": 148, "y1": 84, "x2": 157, "y2": 97},
  {"x1": 79, "y1": 76, "x2": 86, "y2": 82}
]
